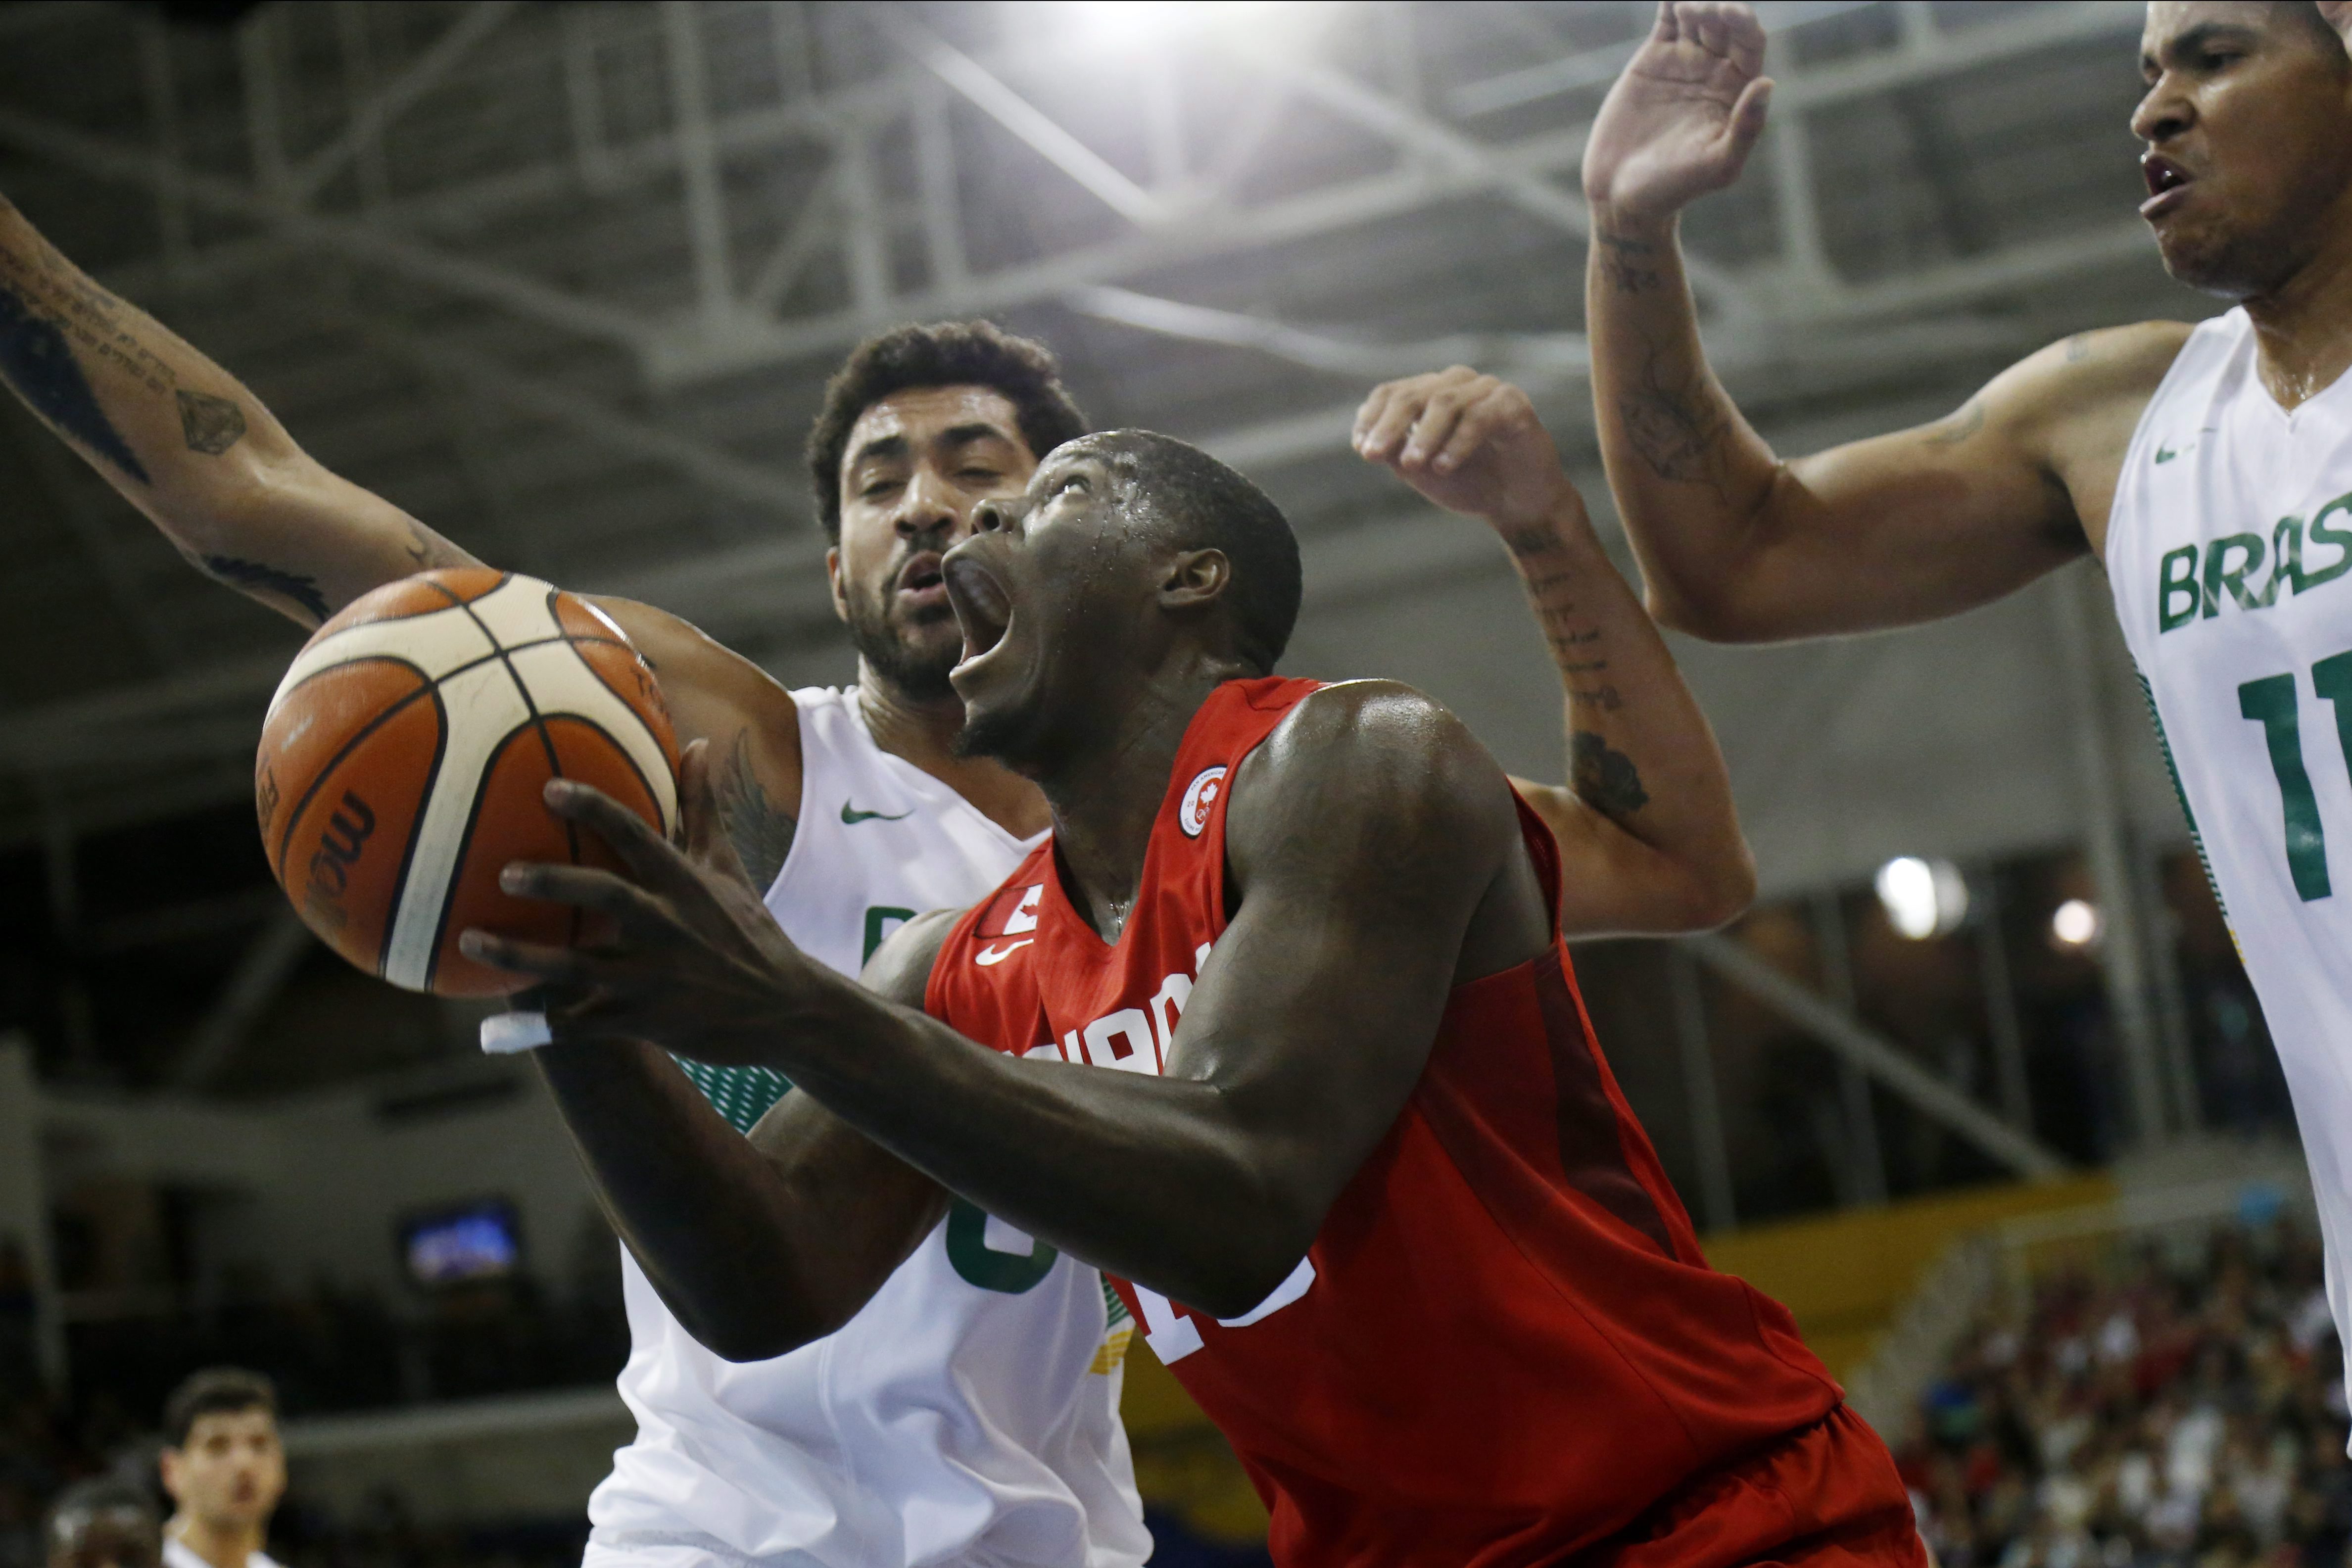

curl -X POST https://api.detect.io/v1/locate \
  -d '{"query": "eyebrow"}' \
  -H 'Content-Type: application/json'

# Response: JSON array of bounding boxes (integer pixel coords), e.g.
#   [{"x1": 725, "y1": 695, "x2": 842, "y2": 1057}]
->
[
  {"x1": 2147, "y1": 20, "x2": 2263, "y2": 69},
  {"x1": 846, "y1": 423, "x2": 1020, "y2": 474}
]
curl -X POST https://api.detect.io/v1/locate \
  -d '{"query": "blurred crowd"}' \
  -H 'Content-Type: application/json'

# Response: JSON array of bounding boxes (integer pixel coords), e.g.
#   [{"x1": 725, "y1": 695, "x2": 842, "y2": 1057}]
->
[{"x1": 1904, "y1": 1215, "x2": 2352, "y2": 1568}]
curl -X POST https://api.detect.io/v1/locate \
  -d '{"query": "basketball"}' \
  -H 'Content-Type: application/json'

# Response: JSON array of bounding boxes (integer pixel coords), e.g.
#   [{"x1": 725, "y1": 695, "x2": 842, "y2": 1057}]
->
[{"x1": 254, "y1": 568, "x2": 680, "y2": 998}]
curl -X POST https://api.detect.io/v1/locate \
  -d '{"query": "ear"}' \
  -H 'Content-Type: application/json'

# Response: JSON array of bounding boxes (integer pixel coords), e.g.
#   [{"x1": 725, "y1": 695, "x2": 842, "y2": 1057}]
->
[
  {"x1": 157, "y1": 1449, "x2": 183, "y2": 1502},
  {"x1": 1159, "y1": 547, "x2": 1232, "y2": 612},
  {"x1": 826, "y1": 544, "x2": 850, "y2": 624}
]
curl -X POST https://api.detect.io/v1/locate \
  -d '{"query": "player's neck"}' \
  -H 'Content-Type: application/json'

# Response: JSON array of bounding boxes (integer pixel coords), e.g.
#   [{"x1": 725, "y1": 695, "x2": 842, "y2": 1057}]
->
[
  {"x1": 168, "y1": 1512, "x2": 260, "y2": 1568},
  {"x1": 1039, "y1": 661, "x2": 1237, "y2": 944},
  {"x1": 2246, "y1": 209, "x2": 2352, "y2": 411},
  {"x1": 855, "y1": 664, "x2": 1049, "y2": 838}
]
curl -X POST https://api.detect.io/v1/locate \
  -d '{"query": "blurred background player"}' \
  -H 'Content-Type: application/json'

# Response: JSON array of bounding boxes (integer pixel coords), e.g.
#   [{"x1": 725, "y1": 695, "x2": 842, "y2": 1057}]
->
[
  {"x1": 0, "y1": 182, "x2": 1751, "y2": 1567},
  {"x1": 45, "y1": 1478, "x2": 163, "y2": 1568},
  {"x1": 155, "y1": 1371, "x2": 283, "y2": 1568},
  {"x1": 1573, "y1": 0, "x2": 2352, "y2": 1408}
]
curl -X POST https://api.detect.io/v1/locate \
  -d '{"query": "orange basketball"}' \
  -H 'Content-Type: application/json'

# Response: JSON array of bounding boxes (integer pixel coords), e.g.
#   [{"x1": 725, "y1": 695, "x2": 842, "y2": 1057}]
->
[{"x1": 255, "y1": 568, "x2": 680, "y2": 998}]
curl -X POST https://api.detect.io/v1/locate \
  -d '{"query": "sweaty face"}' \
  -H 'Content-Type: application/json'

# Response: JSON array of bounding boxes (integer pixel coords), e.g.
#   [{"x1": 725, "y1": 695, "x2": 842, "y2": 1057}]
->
[
  {"x1": 159, "y1": 1410, "x2": 285, "y2": 1532},
  {"x1": 940, "y1": 441, "x2": 1162, "y2": 767},
  {"x1": 2135, "y1": 2, "x2": 2352, "y2": 297},
  {"x1": 830, "y1": 386, "x2": 1039, "y2": 704}
]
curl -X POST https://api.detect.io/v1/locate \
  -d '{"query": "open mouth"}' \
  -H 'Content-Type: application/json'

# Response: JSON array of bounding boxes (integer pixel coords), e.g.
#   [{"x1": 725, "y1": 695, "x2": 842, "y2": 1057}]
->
[
  {"x1": 896, "y1": 552, "x2": 947, "y2": 609},
  {"x1": 2140, "y1": 154, "x2": 2192, "y2": 217},
  {"x1": 943, "y1": 554, "x2": 1013, "y2": 671}
]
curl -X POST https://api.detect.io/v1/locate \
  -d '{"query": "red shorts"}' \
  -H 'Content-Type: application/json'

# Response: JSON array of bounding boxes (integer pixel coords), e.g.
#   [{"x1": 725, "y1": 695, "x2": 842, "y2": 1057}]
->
[{"x1": 1579, "y1": 1404, "x2": 1926, "y2": 1568}]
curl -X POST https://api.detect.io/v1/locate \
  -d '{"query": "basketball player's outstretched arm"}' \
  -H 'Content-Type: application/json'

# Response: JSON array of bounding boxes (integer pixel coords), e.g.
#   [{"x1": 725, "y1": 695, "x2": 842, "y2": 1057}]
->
[
  {"x1": 0, "y1": 190, "x2": 480, "y2": 623},
  {"x1": 474, "y1": 685, "x2": 1551, "y2": 1320},
  {"x1": 1354, "y1": 367, "x2": 1751, "y2": 936},
  {"x1": 1579, "y1": 2, "x2": 2183, "y2": 640},
  {"x1": 0, "y1": 189, "x2": 805, "y2": 883}
]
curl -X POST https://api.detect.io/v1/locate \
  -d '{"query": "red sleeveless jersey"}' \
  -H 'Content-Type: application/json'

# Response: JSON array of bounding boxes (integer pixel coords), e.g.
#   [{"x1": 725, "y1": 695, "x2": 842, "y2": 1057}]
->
[{"x1": 926, "y1": 677, "x2": 1844, "y2": 1566}]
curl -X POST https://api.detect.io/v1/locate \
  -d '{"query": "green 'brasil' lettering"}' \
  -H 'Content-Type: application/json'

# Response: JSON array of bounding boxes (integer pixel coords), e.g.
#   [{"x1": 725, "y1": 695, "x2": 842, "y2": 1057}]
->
[
  {"x1": 863, "y1": 905, "x2": 915, "y2": 966},
  {"x1": 2159, "y1": 545, "x2": 2201, "y2": 631},
  {"x1": 2203, "y1": 533, "x2": 2266, "y2": 616},
  {"x1": 945, "y1": 1199, "x2": 1058, "y2": 1293},
  {"x1": 2240, "y1": 672, "x2": 2332, "y2": 901},
  {"x1": 2158, "y1": 488, "x2": 2352, "y2": 632},
  {"x1": 2304, "y1": 498, "x2": 2352, "y2": 593}
]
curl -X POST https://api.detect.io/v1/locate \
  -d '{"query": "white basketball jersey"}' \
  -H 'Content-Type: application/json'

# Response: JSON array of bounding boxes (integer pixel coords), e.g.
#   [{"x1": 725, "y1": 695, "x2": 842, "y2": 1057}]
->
[
  {"x1": 2109, "y1": 307, "x2": 2352, "y2": 1406},
  {"x1": 586, "y1": 687, "x2": 1147, "y2": 1568}
]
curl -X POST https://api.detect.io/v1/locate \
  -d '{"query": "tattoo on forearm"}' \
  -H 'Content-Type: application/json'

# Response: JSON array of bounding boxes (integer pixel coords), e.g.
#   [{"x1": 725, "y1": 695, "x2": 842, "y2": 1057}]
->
[
  {"x1": 1570, "y1": 686, "x2": 1625, "y2": 713},
  {"x1": 1595, "y1": 231, "x2": 1666, "y2": 295},
  {"x1": 2063, "y1": 334, "x2": 2092, "y2": 364},
  {"x1": 0, "y1": 282, "x2": 149, "y2": 484},
  {"x1": 1571, "y1": 731, "x2": 1648, "y2": 820},
  {"x1": 1922, "y1": 400, "x2": 1985, "y2": 448},
  {"x1": 176, "y1": 389, "x2": 245, "y2": 455},
  {"x1": 1620, "y1": 337, "x2": 1730, "y2": 492},
  {"x1": 201, "y1": 554, "x2": 329, "y2": 622},
  {"x1": 715, "y1": 729, "x2": 796, "y2": 892}
]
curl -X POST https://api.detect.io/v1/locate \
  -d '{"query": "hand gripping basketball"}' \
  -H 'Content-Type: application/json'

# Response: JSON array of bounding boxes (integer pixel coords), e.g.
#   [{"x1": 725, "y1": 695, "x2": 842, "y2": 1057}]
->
[
  {"x1": 256, "y1": 569, "x2": 680, "y2": 997},
  {"x1": 459, "y1": 740, "x2": 824, "y2": 1062}
]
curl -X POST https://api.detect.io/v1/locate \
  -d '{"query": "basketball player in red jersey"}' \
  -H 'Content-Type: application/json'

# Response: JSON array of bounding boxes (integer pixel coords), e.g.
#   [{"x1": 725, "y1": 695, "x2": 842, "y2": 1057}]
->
[{"x1": 472, "y1": 429, "x2": 1926, "y2": 1566}]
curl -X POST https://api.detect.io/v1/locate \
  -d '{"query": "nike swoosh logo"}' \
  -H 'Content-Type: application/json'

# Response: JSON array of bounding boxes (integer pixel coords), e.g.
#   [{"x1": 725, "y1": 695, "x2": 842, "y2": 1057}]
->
[
  {"x1": 842, "y1": 802, "x2": 912, "y2": 825},
  {"x1": 2155, "y1": 446, "x2": 2177, "y2": 464},
  {"x1": 975, "y1": 941, "x2": 1033, "y2": 966}
]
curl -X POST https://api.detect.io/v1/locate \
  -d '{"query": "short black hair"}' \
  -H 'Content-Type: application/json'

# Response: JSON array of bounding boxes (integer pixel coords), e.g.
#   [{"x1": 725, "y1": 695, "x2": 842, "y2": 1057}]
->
[
  {"x1": 46, "y1": 1477, "x2": 160, "y2": 1544},
  {"x1": 1094, "y1": 431, "x2": 1302, "y2": 675},
  {"x1": 806, "y1": 321, "x2": 1089, "y2": 540},
  {"x1": 162, "y1": 1368, "x2": 276, "y2": 1448}
]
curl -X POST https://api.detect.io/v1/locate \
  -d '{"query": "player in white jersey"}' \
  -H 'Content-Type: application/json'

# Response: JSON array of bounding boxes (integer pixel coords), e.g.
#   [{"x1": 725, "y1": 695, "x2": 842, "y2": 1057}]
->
[{"x1": 1566, "y1": 0, "x2": 2352, "y2": 1390}]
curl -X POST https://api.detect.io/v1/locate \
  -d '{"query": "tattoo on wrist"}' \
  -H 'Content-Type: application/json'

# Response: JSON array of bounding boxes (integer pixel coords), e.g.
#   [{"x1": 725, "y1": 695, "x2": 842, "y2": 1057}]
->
[
  {"x1": 0, "y1": 281, "x2": 149, "y2": 485},
  {"x1": 715, "y1": 730, "x2": 797, "y2": 891},
  {"x1": 1571, "y1": 730, "x2": 1648, "y2": 819},
  {"x1": 176, "y1": 389, "x2": 245, "y2": 455},
  {"x1": 1503, "y1": 523, "x2": 1566, "y2": 560},
  {"x1": 1595, "y1": 231, "x2": 1666, "y2": 295},
  {"x1": 202, "y1": 554, "x2": 329, "y2": 622},
  {"x1": 1922, "y1": 400, "x2": 1985, "y2": 448}
]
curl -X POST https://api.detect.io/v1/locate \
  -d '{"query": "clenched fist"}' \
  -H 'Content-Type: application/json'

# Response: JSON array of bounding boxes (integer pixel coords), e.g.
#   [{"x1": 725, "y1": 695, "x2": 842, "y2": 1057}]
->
[{"x1": 1353, "y1": 368, "x2": 1578, "y2": 533}]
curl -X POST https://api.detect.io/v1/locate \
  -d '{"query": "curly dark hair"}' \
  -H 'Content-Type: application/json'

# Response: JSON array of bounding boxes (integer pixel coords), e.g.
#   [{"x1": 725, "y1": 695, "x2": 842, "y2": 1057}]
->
[{"x1": 806, "y1": 321, "x2": 1089, "y2": 540}]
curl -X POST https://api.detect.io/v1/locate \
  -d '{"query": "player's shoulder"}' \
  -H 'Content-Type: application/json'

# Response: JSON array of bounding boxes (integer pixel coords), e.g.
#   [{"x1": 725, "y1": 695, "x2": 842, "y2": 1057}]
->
[
  {"x1": 1232, "y1": 679, "x2": 1514, "y2": 843},
  {"x1": 1999, "y1": 321, "x2": 2199, "y2": 420}
]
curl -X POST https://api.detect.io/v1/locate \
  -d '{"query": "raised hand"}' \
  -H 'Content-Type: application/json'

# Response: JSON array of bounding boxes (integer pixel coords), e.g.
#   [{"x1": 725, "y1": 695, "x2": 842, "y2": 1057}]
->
[
  {"x1": 1582, "y1": 1, "x2": 1773, "y2": 225},
  {"x1": 1353, "y1": 367, "x2": 1578, "y2": 534},
  {"x1": 461, "y1": 739, "x2": 822, "y2": 1064}
]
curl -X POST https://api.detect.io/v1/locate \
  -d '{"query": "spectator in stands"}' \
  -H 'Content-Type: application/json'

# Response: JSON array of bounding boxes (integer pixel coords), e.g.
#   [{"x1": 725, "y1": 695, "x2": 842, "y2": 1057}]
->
[
  {"x1": 1905, "y1": 1220, "x2": 2352, "y2": 1567},
  {"x1": 44, "y1": 1478, "x2": 158, "y2": 1568},
  {"x1": 155, "y1": 1373, "x2": 280, "y2": 1568}
]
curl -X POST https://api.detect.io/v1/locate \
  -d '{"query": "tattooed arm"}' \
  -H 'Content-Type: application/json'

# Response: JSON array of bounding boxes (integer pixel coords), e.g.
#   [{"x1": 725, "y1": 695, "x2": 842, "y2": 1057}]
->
[
  {"x1": 1578, "y1": 1, "x2": 2184, "y2": 642},
  {"x1": 1355, "y1": 368, "x2": 1752, "y2": 936},
  {"x1": 0, "y1": 191, "x2": 477, "y2": 625}
]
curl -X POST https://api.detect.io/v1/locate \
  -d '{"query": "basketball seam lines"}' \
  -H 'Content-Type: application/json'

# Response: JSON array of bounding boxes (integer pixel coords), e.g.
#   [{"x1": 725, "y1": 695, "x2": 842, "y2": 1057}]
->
[
  {"x1": 271, "y1": 664, "x2": 438, "y2": 884},
  {"x1": 557, "y1": 603, "x2": 672, "y2": 839},
  {"x1": 424, "y1": 581, "x2": 574, "y2": 990}
]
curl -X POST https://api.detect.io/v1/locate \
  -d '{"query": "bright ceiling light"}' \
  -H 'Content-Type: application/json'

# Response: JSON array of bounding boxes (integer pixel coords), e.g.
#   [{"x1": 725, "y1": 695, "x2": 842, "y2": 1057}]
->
[
  {"x1": 2051, "y1": 899, "x2": 2101, "y2": 949},
  {"x1": 1056, "y1": 1, "x2": 1321, "y2": 53},
  {"x1": 1873, "y1": 856, "x2": 1969, "y2": 941}
]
